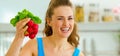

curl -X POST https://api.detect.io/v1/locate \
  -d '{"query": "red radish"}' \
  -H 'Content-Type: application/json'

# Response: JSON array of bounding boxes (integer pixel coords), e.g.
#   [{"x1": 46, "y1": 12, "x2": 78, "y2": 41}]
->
[
  {"x1": 24, "y1": 20, "x2": 39, "y2": 39},
  {"x1": 27, "y1": 20, "x2": 34, "y2": 27},
  {"x1": 24, "y1": 31, "x2": 29, "y2": 36},
  {"x1": 29, "y1": 34, "x2": 35, "y2": 39}
]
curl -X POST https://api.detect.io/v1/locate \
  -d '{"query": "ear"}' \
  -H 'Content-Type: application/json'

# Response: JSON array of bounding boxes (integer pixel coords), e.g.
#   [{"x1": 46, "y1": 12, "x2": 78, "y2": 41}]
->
[{"x1": 46, "y1": 18, "x2": 52, "y2": 26}]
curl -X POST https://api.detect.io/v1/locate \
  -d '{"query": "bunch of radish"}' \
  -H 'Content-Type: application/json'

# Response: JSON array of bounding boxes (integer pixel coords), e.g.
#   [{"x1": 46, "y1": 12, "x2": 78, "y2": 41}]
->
[{"x1": 10, "y1": 9, "x2": 42, "y2": 39}]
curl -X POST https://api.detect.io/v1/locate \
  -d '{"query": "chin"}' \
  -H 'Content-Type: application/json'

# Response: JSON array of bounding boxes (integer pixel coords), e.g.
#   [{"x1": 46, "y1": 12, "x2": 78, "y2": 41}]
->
[{"x1": 59, "y1": 33, "x2": 71, "y2": 38}]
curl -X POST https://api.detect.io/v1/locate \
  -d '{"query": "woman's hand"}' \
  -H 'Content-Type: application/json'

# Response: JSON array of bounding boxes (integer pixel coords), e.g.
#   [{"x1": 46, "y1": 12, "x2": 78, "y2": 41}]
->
[
  {"x1": 6, "y1": 18, "x2": 30, "y2": 56},
  {"x1": 15, "y1": 18, "x2": 30, "y2": 39}
]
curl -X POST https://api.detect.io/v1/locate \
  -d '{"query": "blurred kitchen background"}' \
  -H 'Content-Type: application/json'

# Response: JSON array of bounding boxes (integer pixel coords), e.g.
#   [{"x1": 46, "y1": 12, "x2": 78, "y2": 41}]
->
[{"x1": 0, "y1": 0, "x2": 120, "y2": 56}]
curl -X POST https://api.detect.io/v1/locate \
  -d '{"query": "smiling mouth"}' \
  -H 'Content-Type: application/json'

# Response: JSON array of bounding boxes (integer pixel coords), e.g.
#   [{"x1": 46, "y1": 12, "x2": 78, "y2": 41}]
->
[{"x1": 60, "y1": 28, "x2": 70, "y2": 33}]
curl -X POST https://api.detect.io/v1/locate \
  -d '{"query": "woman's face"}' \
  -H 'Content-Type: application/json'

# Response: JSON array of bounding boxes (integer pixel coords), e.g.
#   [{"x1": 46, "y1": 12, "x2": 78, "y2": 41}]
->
[{"x1": 49, "y1": 6, "x2": 74, "y2": 38}]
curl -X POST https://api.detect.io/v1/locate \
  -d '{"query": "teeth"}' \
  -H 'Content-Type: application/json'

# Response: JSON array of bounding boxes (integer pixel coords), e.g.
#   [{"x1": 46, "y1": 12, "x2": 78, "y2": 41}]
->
[{"x1": 61, "y1": 28, "x2": 69, "y2": 31}]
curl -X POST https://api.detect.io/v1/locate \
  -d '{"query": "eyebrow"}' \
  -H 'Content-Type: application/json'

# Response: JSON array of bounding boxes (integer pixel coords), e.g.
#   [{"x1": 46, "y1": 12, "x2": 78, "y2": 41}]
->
[
  {"x1": 57, "y1": 15, "x2": 73, "y2": 18},
  {"x1": 68, "y1": 16, "x2": 73, "y2": 18},
  {"x1": 57, "y1": 16, "x2": 64, "y2": 18}
]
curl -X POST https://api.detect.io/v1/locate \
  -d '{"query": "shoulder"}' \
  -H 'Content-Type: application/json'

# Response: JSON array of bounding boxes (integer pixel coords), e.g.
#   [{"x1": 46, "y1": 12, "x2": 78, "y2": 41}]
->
[
  {"x1": 23, "y1": 38, "x2": 37, "y2": 49},
  {"x1": 79, "y1": 52, "x2": 84, "y2": 56},
  {"x1": 19, "y1": 39, "x2": 37, "y2": 56},
  {"x1": 75, "y1": 48, "x2": 84, "y2": 56}
]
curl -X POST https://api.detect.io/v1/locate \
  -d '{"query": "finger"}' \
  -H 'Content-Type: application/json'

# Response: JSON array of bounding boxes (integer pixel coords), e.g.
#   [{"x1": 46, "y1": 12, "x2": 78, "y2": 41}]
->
[
  {"x1": 17, "y1": 18, "x2": 30, "y2": 26},
  {"x1": 22, "y1": 26, "x2": 28, "y2": 32},
  {"x1": 20, "y1": 18, "x2": 31, "y2": 24},
  {"x1": 16, "y1": 18, "x2": 30, "y2": 30},
  {"x1": 16, "y1": 26, "x2": 28, "y2": 36}
]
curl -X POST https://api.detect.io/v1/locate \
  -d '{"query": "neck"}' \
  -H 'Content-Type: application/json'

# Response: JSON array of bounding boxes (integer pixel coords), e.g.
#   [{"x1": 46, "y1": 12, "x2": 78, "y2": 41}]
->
[{"x1": 47, "y1": 35, "x2": 70, "y2": 50}]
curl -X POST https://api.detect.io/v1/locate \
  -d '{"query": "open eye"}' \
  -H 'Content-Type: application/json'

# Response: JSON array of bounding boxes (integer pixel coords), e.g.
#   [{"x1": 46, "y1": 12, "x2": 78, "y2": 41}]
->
[
  {"x1": 57, "y1": 17, "x2": 63, "y2": 20},
  {"x1": 68, "y1": 17, "x2": 73, "y2": 20},
  {"x1": 68, "y1": 16, "x2": 74, "y2": 20}
]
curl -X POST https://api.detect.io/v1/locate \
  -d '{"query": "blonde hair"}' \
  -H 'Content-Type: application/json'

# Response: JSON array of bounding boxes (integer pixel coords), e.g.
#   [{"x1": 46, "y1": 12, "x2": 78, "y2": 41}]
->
[{"x1": 43, "y1": 0, "x2": 80, "y2": 47}]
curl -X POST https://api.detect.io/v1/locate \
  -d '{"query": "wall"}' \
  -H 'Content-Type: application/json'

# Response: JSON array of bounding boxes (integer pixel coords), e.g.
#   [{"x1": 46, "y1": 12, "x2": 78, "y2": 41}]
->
[
  {"x1": 1, "y1": 0, "x2": 120, "y2": 23},
  {"x1": 0, "y1": 0, "x2": 50, "y2": 23}
]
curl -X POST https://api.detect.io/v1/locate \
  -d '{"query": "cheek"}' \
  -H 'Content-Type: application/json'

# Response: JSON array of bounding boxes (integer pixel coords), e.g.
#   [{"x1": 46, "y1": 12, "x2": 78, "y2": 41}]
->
[
  {"x1": 51, "y1": 21, "x2": 61, "y2": 30},
  {"x1": 55, "y1": 22, "x2": 62, "y2": 30},
  {"x1": 70, "y1": 21, "x2": 74, "y2": 30},
  {"x1": 70, "y1": 21, "x2": 74, "y2": 26}
]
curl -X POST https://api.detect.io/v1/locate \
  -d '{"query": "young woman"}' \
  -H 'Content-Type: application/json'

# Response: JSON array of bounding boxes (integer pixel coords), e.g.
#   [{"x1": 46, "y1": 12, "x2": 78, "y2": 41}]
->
[{"x1": 6, "y1": 0, "x2": 84, "y2": 56}]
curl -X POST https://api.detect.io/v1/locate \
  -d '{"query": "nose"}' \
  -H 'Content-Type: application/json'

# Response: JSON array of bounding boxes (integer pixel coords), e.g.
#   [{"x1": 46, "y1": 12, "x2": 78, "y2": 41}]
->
[{"x1": 63, "y1": 19, "x2": 69, "y2": 26}]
